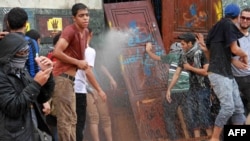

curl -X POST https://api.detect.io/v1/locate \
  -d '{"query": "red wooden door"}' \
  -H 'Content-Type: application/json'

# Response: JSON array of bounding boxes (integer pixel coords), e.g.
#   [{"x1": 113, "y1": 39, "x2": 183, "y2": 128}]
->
[
  {"x1": 162, "y1": 0, "x2": 222, "y2": 53},
  {"x1": 104, "y1": 1, "x2": 169, "y2": 141}
]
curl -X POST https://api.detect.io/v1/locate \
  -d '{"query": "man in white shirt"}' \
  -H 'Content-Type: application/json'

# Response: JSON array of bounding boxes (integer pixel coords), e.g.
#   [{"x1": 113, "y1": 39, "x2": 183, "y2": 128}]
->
[{"x1": 74, "y1": 28, "x2": 106, "y2": 141}]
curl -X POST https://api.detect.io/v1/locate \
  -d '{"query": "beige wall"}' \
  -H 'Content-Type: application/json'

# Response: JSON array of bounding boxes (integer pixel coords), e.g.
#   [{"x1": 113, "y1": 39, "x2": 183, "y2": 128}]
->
[{"x1": 0, "y1": 0, "x2": 102, "y2": 9}]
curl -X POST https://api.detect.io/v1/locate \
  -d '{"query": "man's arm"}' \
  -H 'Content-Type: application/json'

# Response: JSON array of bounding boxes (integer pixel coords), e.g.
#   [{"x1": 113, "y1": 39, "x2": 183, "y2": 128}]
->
[
  {"x1": 53, "y1": 38, "x2": 88, "y2": 70},
  {"x1": 53, "y1": 38, "x2": 74, "y2": 64},
  {"x1": 166, "y1": 67, "x2": 182, "y2": 103},
  {"x1": 145, "y1": 42, "x2": 161, "y2": 61},
  {"x1": 85, "y1": 67, "x2": 107, "y2": 102},
  {"x1": 183, "y1": 63, "x2": 209, "y2": 76},
  {"x1": 231, "y1": 58, "x2": 248, "y2": 69},
  {"x1": 101, "y1": 65, "x2": 117, "y2": 90},
  {"x1": 199, "y1": 43, "x2": 210, "y2": 61},
  {"x1": 196, "y1": 33, "x2": 210, "y2": 60},
  {"x1": 230, "y1": 41, "x2": 248, "y2": 65}
]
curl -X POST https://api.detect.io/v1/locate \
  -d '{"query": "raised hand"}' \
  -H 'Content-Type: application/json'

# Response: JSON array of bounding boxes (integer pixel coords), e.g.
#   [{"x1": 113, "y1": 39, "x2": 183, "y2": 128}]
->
[
  {"x1": 33, "y1": 67, "x2": 53, "y2": 86},
  {"x1": 195, "y1": 33, "x2": 207, "y2": 52},
  {"x1": 51, "y1": 19, "x2": 58, "y2": 30},
  {"x1": 145, "y1": 42, "x2": 152, "y2": 53},
  {"x1": 35, "y1": 56, "x2": 53, "y2": 71}
]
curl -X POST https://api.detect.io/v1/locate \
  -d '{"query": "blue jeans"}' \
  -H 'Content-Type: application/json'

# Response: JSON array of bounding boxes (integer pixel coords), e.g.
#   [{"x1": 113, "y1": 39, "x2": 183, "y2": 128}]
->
[
  {"x1": 208, "y1": 73, "x2": 246, "y2": 127},
  {"x1": 163, "y1": 91, "x2": 190, "y2": 140},
  {"x1": 185, "y1": 87, "x2": 213, "y2": 130}
]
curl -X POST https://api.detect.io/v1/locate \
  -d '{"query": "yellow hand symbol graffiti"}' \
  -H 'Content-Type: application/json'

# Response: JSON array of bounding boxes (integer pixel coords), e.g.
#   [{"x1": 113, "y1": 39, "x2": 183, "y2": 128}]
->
[{"x1": 51, "y1": 19, "x2": 58, "y2": 30}]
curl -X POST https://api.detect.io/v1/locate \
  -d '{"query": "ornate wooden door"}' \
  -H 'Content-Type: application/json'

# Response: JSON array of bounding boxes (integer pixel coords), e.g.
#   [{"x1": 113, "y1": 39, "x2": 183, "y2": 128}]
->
[
  {"x1": 162, "y1": 0, "x2": 222, "y2": 53},
  {"x1": 104, "y1": 1, "x2": 168, "y2": 141}
]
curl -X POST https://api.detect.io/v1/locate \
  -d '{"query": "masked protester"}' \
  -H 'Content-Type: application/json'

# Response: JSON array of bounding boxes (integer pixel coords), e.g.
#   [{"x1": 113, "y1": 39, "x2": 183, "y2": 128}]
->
[{"x1": 0, "y1": 33, "x2": 54, "y2": 141}]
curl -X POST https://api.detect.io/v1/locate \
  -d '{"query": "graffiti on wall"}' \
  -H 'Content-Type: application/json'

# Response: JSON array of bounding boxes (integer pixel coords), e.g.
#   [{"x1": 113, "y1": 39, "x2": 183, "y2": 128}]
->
[
  {"x1": 36, "y1": 15, "x2": 72, "y2": 38},
  {"x1": 214, "y1": 0, "x2": 223, "y2": 21},
  {"x1": 182, "y1": 3, "x2": 208, "y2": 28},
  {"x1": 118, "y1": 19, "x2": 168, "y2": 89}
]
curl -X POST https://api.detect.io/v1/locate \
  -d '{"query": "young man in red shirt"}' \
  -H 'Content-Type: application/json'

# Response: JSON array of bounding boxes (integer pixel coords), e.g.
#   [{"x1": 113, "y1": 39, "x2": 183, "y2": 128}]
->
[{"x1": 51, "y1": 3, "x2": 89, "y2": 141}]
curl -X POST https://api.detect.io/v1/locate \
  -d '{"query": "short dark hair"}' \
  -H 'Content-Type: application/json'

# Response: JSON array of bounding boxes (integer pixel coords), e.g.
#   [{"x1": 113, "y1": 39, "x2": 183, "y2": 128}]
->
[
  {"x1": 71, "y1": 3, "x2": 88, "y2": 16},
  {"x1": 7, "y1": 7, "x2": 28, "y2": 30},
  {"x1": 178, "y1": 32, "x2": 196, "y2": 44},
  {"x1": 241, "y1": 7, "x2": 250, "y2": 14},
  {"x1": 53, "y1": 32, "x2": 61, "y2": 46},
  {"x1": 25, "y1": 29, "x2": 41, "y2": 41}
]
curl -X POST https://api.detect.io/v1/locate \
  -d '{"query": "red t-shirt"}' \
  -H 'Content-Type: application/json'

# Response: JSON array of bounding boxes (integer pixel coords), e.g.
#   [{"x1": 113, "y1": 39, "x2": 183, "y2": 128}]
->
[
  {"x1": 47, "y1": 51, "x2": 57, "y2": 62},
  {"x1": 53, "y1": 24, "x2": 88, "y2": 76}
]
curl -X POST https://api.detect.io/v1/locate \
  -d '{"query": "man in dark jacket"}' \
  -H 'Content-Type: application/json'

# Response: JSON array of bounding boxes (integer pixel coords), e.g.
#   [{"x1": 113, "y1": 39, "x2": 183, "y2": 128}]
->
[
  {"x1": 5, "y1": 7, "x2": 52, "y2": 116},
  {"x1": 0, "y1": 33, "x2": 54, "y2": 140}
]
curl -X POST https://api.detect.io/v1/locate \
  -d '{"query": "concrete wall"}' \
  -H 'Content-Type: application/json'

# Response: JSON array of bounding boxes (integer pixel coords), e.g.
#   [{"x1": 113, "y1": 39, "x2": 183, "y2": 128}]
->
[
  {"x1": 0, "y1": 0, "x2": 102, "y2": 9},
  {"x1": 0, "y1": 0, "x2": 105, "y2": 45}
]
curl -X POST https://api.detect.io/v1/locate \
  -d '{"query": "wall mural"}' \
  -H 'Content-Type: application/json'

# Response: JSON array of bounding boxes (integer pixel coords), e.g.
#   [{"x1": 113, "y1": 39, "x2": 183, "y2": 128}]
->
[
  {"x1": 36, "y1": 15, "x2": 72, "y2": 38},
  {"x1": 214, "y1": 0, "x2": 223, "y2": 21},
  {"x1": 182, "y1": 3, "x2": 208, "y2": 28}
]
